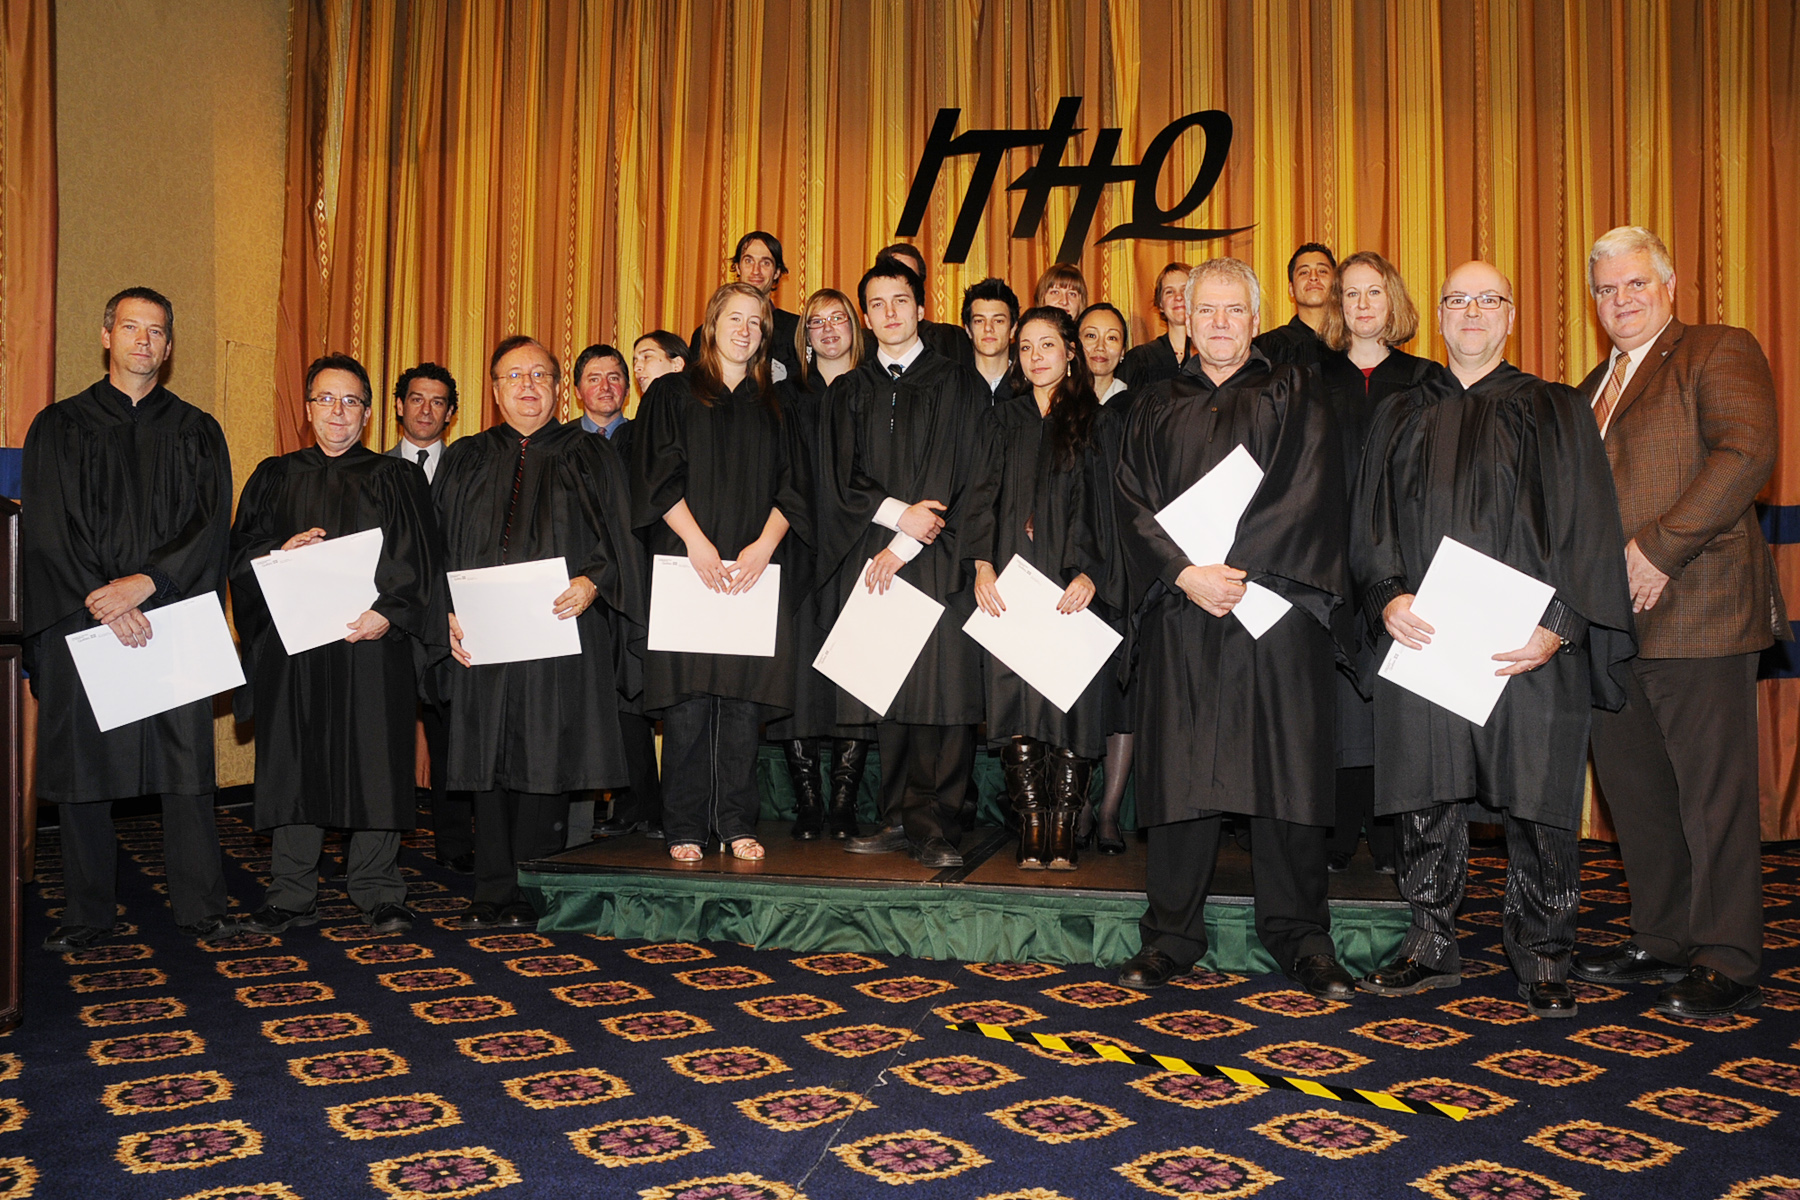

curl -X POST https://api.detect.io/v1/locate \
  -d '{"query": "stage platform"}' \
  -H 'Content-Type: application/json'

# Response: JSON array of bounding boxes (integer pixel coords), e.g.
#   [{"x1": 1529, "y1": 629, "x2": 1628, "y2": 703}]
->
[{"x1": 521, "y1": 821, "x2": 1410, "y2": 975}]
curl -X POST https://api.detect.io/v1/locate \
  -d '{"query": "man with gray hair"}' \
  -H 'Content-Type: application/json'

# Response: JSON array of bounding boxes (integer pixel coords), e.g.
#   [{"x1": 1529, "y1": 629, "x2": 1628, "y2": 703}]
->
[
  {"x1": 1114, "y1": 257, "x2": 1359, "y2": 998},
  {"x1": 1571, "y1": 227, "x2": 1789, "y2": 1017}
]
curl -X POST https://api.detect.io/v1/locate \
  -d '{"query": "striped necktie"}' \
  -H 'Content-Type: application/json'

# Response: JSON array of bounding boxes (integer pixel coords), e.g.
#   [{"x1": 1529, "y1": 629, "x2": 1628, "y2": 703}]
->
[
  {"x1": 1593, "y1": 353, "x2": 1630, "y2": 433},
  {"x1": 499, "y1": 435, "x2": 530, "y2": 563}
]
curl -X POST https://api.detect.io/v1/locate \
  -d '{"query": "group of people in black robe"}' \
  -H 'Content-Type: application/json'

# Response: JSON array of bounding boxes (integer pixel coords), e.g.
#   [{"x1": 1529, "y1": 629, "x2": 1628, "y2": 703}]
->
[{"x1": 28, "y1": 219, "x2": 1785, "y2": 1024}]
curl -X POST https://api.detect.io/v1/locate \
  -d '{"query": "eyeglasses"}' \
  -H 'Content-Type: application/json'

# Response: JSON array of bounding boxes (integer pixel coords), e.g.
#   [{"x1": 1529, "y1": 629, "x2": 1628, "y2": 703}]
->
[
  {"x1": 1439, "y1": 293, "x2": 1512, "y2": 311},
  {"x1": 308, "y1": 394, "x2": 370, "y2": 409},
  {"x1": 807, "y1": 313, "x2": 851, "y2": 330},
  {"x1": 495, "y1": 369, "x2": 556, "y2": 386}
]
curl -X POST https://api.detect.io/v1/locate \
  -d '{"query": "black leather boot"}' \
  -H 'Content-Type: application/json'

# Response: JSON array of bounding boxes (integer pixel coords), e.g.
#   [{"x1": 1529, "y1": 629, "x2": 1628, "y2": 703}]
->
[
  {"x1": 1004, "y1": 738, "x2": 1050, "y2": 869},
  {"x1": 786, "y1": 739, "x2": 825, "y2": 840},
  {"x1": 1047, "y1": 746, "x2": 1092, "y2": 871},
  {"x1": 827, "y1": 738, "x2": 869, "y2": 839}
]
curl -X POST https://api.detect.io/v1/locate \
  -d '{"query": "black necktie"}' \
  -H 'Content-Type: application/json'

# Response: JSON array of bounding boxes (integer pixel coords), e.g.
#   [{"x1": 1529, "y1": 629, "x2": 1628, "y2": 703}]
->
[
  {"x1": 888, "y1": 362, "x2": 903, "y2": 379},
  {"x1": 499, "y1": 436, "x2": 530, "y2": 564},
  {"x1": 417, "y1": 448, "x2": 429, "y2": 467}
]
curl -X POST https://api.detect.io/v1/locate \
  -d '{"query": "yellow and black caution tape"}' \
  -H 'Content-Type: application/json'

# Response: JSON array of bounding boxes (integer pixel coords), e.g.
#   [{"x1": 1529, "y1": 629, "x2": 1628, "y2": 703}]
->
[{"x1": 945, "y1": 1023, "x2": 1469, "y2": 1122}]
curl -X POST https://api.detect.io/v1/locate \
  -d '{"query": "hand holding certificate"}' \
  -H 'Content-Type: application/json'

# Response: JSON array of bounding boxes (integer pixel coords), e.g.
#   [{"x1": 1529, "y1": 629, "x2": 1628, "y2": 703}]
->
[
  {"x1": 813, "y1": 560, "x2": 944, "y2": 716},
  {"x1": 250, "y1": 527, "x2": 384, "y2": 656},
  {"x1": 66, "y1": 593, "x2": 246, "y2": 732},
  {"x1": 1152, "y1": 443, "x2": 1293, "y2": 637},
  {"x1": 648, "y1": 555, "x2": 780, "y2": 657},
  {"x1": 963, "y1": 556, "x2": 1121, "y2": 712},
  {"x1": 447, "y1": 557, "x2": 584, "y2": 666},
  {"x1": 1376, "y1": 536, "x2": 1556, "y2": 726}
]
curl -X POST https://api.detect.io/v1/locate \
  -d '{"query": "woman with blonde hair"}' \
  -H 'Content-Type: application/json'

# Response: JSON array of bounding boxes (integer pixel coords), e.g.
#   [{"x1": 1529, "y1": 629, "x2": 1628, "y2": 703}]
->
[
  {"x1": 793, "y1": 288, "x2": 863, "y2": 391},
  {"x1": 1033, "y1": 263, "x2": 1089, "y2": 320}
]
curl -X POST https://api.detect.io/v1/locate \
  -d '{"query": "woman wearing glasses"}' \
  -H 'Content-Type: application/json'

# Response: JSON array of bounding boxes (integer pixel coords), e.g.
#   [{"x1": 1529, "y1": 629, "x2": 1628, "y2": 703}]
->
[
  {"x1": 632, "y1": 283, "x2": 809, "y2": 863},
  {"x1": 229, "y1": 354, "x2": 443, "y2": 936}
]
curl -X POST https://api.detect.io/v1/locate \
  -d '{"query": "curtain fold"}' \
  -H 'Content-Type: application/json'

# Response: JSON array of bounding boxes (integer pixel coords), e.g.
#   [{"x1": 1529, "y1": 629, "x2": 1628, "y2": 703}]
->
[{"x1": 0, "y1": 0, "x2": 55, "y2": 447}]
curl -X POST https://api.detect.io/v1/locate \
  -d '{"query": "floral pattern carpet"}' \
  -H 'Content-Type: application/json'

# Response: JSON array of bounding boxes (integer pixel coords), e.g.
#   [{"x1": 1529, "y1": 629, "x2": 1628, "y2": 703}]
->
[{"x1": 4, "y1": 807, "x2": 1799, "y2": 1199}]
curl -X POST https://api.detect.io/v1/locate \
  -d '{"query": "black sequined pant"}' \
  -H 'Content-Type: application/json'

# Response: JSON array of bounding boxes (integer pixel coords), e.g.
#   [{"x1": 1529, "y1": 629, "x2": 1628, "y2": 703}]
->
[{"x1": 1393, "y1": 801, "x2": 1580, "y2": 984}]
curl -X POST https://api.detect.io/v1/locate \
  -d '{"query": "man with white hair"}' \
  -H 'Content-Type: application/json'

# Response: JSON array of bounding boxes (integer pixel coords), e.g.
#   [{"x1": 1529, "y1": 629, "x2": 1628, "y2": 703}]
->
[
  {"x1": 1114, "y1": 257, "x2": 1359, "y2": 998},
  {"x1": 1571, "y1": 227, "x2": 1789, "y2": 1017}
]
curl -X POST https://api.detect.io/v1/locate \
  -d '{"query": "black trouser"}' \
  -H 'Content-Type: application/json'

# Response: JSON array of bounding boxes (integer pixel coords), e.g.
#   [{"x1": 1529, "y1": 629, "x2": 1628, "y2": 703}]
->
[
  {"x1": 60, "y1": 794, "x2": 228, "y2": 929},
  {"x1": 1590, "y1": 653, "x2": 1763, "y2": 984},
  {"x1": 472, "y1": 789, "x2": 569, "y2": 906},
  {"x1": 661, "y1": 695, "x2": 762, "y2": 847},
  {"x1": 1140, "y1": 814, "x2": 1334, "y2": 975},
  {"x1": 267, "y1": 825, "x2": 404, "y2": 914},
  {"x1": 422, "y1": 702, "x2": 473, "y2": 862},
  {"x1": 1327, "y1": 766, "x2": 1394, "y2": 866},
  {"x1": 1392, "y1": 801, "x2": 1579, "y2": 983},
  {"x1": 609, "y1": 711, "x2": 664, "y2": 828},
  {"x1": 876, "y1": 722, "x2": 975, "y2": 847}
]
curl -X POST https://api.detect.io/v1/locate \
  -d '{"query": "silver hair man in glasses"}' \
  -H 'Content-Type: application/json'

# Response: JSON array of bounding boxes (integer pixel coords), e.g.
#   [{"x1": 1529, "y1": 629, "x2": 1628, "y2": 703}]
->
[{"x1": 1349, "y1": 261, "x2": 1637, "y2": 1020}]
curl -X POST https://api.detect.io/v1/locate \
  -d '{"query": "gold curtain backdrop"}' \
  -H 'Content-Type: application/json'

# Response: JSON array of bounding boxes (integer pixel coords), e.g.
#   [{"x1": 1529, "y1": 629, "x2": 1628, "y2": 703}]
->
[
  {"x1": 0, "y1": 0, "x2": 55, "y2": 447},
  {"x1": 266, "y1": 0, "x2": 1791, "y2": 837}
]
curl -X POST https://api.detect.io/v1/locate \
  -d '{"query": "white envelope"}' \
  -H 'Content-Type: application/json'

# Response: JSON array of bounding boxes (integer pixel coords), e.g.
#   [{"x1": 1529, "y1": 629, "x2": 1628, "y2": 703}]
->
[
  {"x1": 1153, "y1": 443, "x2": 1293, "y2": 637},
  {"x1": 962, "y1": 555, "x2": 1122, "y2": 712},
  {"x1": 813, "y1": 560, "x2": 944, "y2": 717},
  {"x1": 1377, "y1": 536, "x2": 1556, "y2": 727},
  {"x1": 647, "y1": 556, "x2": 780, "y2": 657},
  {"x1": 448, "y1": 557, "x2": 583, "y2": 666},
  {"x1": 66, "y1": 593, "x2": 246, "y2": 733},
  {"x1": 250, "y1": 528, "x2": 384, "y2": 656}
]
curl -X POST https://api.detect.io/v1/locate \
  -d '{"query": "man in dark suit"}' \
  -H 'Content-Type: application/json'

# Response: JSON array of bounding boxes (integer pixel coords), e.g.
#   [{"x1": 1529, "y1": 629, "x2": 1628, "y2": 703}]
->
[{"x1": 1572, "y1": 226, "x2": 1791, "y2": 1017}]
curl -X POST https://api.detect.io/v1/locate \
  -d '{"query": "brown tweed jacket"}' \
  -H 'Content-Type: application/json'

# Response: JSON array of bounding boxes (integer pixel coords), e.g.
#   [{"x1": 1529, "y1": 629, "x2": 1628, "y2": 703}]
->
[{"x1": 1578, "y1": 318, "x2": 1791, "y2": 658}]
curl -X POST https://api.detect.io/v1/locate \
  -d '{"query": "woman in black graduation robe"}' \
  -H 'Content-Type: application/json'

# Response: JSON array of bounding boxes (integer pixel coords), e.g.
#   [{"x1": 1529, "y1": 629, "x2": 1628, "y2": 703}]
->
[
  {"x1": 968, "y1": 307, "x2": 1125, "y2": 869},
  {"x1": 229, "y1": 354, "x2": 441, "y2": 929},
  {"x1": 633, "y1": 283, "x2": 808, "y2": 862},
  {"x1": 435, "y1": 337, "x2": 648, "y2": 924}
]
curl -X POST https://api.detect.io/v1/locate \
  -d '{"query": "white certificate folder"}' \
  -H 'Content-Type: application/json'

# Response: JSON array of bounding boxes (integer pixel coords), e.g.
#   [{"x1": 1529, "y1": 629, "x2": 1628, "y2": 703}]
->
[
  {"x1": 1152, "y1": 443, "x2": 1293, "y2": 638},
  {"x1": 1376, "y1": 536, "x2": 1556, "y2": 727},
  {"x1": 813, "y1": 561, "x2": 945, "y2": 717},
  {"x1": 447, "y1": 557, "x2": 583, "y2": 666},
  {"x1": 250, "y1": 528, "x2": 384, "y2": 656},
  {"x1": 962, "y1": 555, "x2": 1122, "y2": 712},
  {"x1": 66, "y1": 593, "x2": 246, "y2": 733},
  {"x1": 647, "y1": 556, "x2": 780, "y2": 657}
]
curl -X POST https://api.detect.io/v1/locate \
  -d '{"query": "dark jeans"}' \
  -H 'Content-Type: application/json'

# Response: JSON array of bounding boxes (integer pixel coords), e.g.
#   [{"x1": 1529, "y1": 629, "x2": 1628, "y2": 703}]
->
[
  {"x1": 472, "y1": 789, "x2": 569, "y2": 906},
  {"x1": 876, "y1": 722, "x2": 975, "y2": 846},
  {"x1": 661, "y1": 695, "x2": 763, "y2": 847},
  {"x1": 60, "y1": 794, "x2": 228, "y2": 929}
]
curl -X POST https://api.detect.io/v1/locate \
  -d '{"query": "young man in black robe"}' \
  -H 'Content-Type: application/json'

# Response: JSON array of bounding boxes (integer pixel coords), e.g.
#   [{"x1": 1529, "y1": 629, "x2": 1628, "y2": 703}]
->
[
  {"x1": 1350, "y1": 261, "x2": 1636, "y2": 1018},
  {"x1": 962, "y1": 277, "x2": 1020, "y2": 404},
  {"x1": 818, "y1": 260, "x2": 995, "y2": 869},
  {"x1": 435, "y1": 335, "x2": 648, "y2": 928},
  {"x1": 869, "y1": 244, "x2": 978, "y2": 369},
  {"x1": 1252, "y1": 243, "x2": 1335, "y2": 369},
  {"x1": 1113, "y1": 259, "x2": 1358, "y2": 998},
  {"x1": 231, "y1": 354, "x2": 442, "y2": 934},
  {"x1": 25, "y1": 287, "x2": 236, "y2": 950}
]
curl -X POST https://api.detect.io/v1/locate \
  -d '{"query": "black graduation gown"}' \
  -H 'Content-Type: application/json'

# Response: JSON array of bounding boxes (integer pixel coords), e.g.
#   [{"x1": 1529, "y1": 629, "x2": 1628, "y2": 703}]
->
[
  {"x1": 966, "y1": 398, "x2": 1125, "y2": 758},
  {"x1": 1115, "y1": 353, "x2": 1352, "y2": 827},
  {"x1": 21, "y1": 380, "x2": 232, "y2": 804},
  {"x1": 691, "y1": 308, "x2": 804, "y2": 381},
  {"x1": 433, "y1": 419, "x2": 648, "y2": 794},
  {"x1": 229, "y1": 446, "x2": 441, "y2": 830},
  {"x1": 1119, "y1": 333, "x2": 1187, "y2": 390},
  {"x1": 1348, "y1": 362, "x2": 1636, "y2": 828},
  {"x1": 1317, "y1": 348, "x2": 1443, "y2": 768},
  {"x1": 815, "y1": 349, "x2": 996, "y2": 725},
  {"x1": 1254, "y1": 314, "x2": 1329, "y2": 369},
  {"x1": 631, "y1": 372, "x2": 809, "y2": 713}
]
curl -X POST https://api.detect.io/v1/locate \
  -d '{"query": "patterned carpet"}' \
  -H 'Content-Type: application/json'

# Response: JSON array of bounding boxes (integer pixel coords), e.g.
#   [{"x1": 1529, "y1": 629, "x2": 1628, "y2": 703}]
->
[{"x1": 5, "y1": 804, "x2": 1799, "y2": 1200}]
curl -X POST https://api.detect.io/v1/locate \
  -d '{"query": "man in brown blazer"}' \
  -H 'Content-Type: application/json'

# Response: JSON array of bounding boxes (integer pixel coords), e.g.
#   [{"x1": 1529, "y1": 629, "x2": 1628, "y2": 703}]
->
[{"x1": 1571, "y1": 226, "x2": 1792, "y2": 1017}]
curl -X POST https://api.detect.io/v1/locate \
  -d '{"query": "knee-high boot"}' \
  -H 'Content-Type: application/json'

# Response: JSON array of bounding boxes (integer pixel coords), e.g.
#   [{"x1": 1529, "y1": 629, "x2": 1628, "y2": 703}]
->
[
  {"x1": 786, "y1": 739, "x2": 825, "y2": 840},
  {"x1": 1004, "y1": 738, "x2": 1051, "y2": 869},
  {"x1": 1048, "y1": 746, "x2": 1094, "y2": 871},
  {"x1": 827, "y1": 738, "x2": 869, "y2": 840}
]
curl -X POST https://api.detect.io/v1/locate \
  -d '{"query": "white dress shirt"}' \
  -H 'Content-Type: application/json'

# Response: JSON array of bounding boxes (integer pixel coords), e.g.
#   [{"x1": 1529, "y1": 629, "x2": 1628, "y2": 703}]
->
[
  {"x1": 396, "y1": 437, "x2": 445, "y2": 484},
  {"x1": 1595, "y1": 317, "x2": 1672, "y2": 438}
]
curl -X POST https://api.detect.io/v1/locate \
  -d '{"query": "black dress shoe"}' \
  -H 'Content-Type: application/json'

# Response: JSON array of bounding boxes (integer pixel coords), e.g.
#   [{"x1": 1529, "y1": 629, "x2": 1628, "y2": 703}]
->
[
  {"x1": 1656, "y1": 966, "x2": 1763, "y2": 1018},
  {"x1": 176, "y1": 915, "x2": 241, "y2": 943},
  {"x1": 1095, "y1": 827, "x2": 1126, "y2": 855},
  {"x1": 1358, "y1": 956, "x2": 1460, "y2": 996},
  {"x1": 43, "y1": 924, "x2": 113, "y2": 952},
  {"x1": 364, "y1": 903, "x2": 415, "y2": 935},
  {"x1": 498, "y1": 901, "x2": 540, "y2": 929},
  {"x1": 912, "y1": 837, "x2": 964, "y2": 869},
  {"x1": 843, "y1": 827, "x2": 909, "y2": 855},
  {"x1": 242, "y1": 905, "x2": 319, "y2": 934},
  {"x1": 1117, "y1": 946, "x2": 1190, "y2": 991},
  {"x1": 457, "y1": 902, "x2": 504, "y2": 929},
  {"x1": 644, "y1": 824, "x2": 666, "y2": 841},
  {"x1": 436, "y1": 852, "x2": 475, "y2": 875},
  {"x1": 1519, "y1": 980, "x2": 1579, "y2": 1019},
  {"x1": 1326, "y1": 852, "x2": 1351, "y2": 873},
  {"x1": 1288, "y1": 954, "x2": 1357, "y2": 1000},
  {"x1": 1571, "y1": 940, "x2": 1686, "y2": 984},
  {"x1": 592, "y1": 816, "x2": 648, "y2": 839}
]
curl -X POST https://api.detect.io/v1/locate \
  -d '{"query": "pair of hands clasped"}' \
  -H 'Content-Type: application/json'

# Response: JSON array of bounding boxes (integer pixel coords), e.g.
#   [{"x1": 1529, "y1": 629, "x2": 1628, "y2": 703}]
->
[
  {"x1": 863, "y1": 499, "x2": 946, "y2": 594},
  {"x1": 973, "y1": 562, "x2": 1095, "y2": 616},
  {"x1": 685, "y1": 533, "x2": 780, "y2": 595}
]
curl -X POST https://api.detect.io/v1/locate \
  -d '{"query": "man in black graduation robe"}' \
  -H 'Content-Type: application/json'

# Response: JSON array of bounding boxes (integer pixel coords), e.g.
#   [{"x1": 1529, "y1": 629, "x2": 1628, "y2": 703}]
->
[
  {"x1": 24, "y1": 288, "x2": 236, "y2": 950},
  {"x1": 1113, "y1": 260, "x2": 1358, "y2": 998},
  {"x1": 435, "y1": 336, "x2": 648, "y2": 928},
  {"x1": 230, "y1": 354, "x2": 442, "y2": 935},
  {"x1": 1350, "y1": 261, "x2": 1635, "y2": 1018},
  {"x1": 817, "y1": 260, "x2": 995, "y2": 869},
  {"x1": 865, "y1": 245, "x2": 978, "y2": 369},
  {"x1": 1252, "y1": 243, "x2": 1336, "y2": 369}
]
